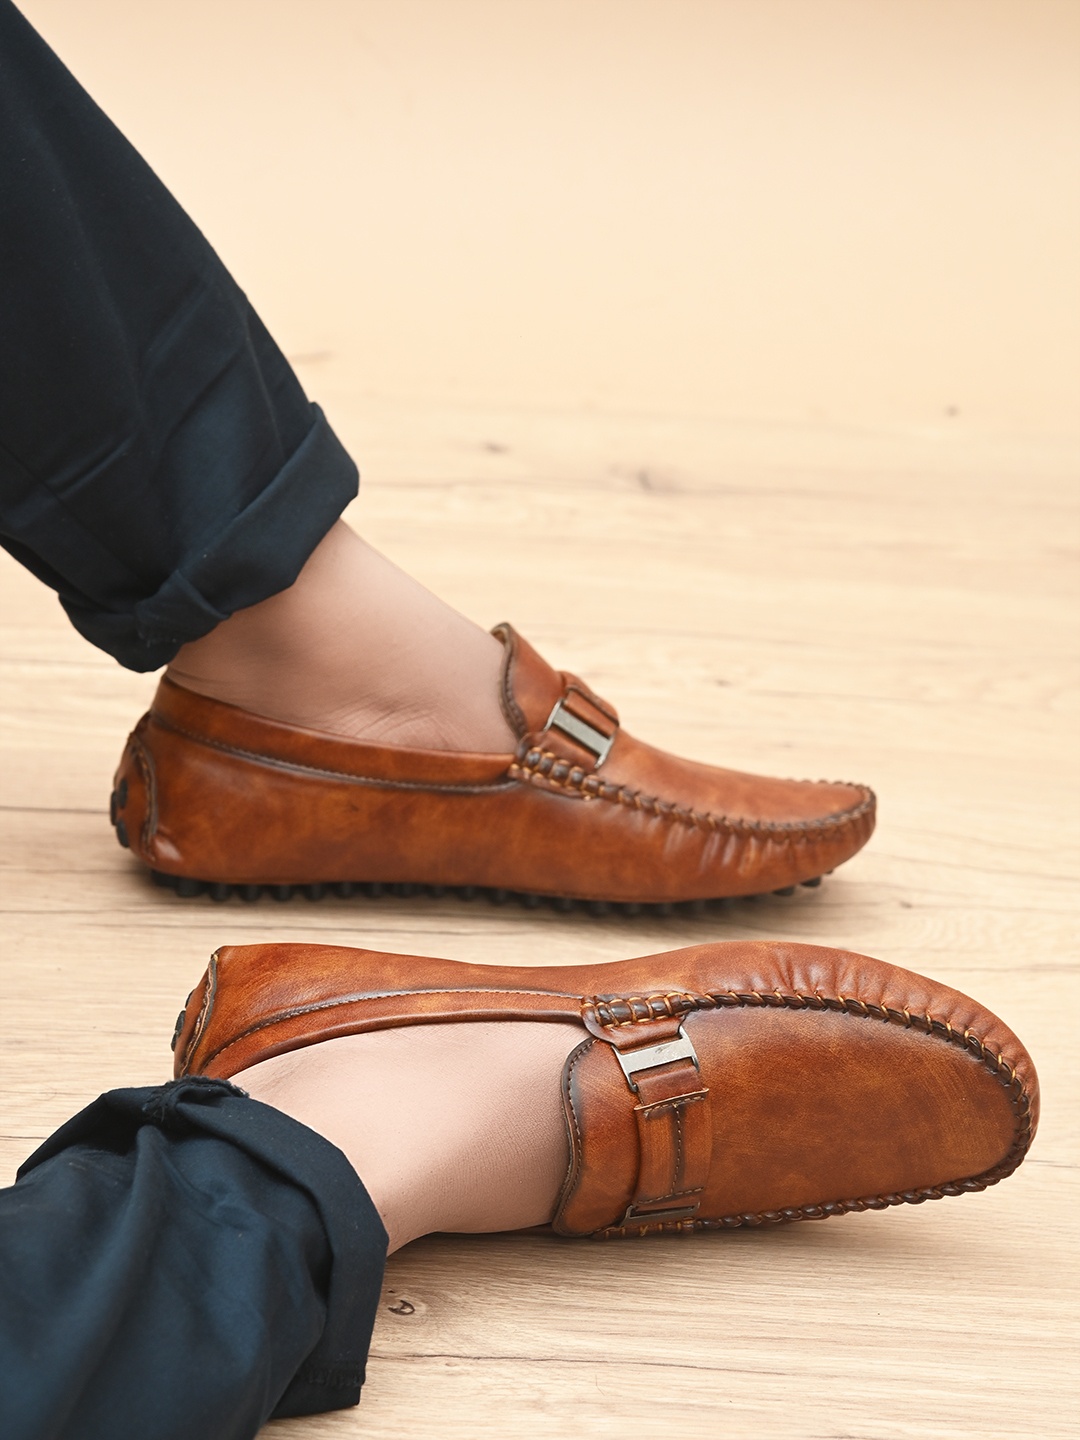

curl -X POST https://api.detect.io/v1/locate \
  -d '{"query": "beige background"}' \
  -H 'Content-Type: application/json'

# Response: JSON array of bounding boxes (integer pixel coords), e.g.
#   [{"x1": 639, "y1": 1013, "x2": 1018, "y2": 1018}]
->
[
  {"x1": 18, "y1": 0, "x2": 1080, "y2": 434},
  {"x1": 2, "y1": 2, "x2": 1079, "y2": 1437}
]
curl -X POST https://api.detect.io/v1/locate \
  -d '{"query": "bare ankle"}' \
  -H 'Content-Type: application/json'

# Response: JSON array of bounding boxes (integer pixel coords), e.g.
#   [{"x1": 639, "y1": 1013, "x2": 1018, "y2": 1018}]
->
[
  {"x1": 235, "y1": 1022, "x2": 576, "y2": 1253},
  {"x1": 167, "y1": 521, "x2": 516, "y2": 754}
]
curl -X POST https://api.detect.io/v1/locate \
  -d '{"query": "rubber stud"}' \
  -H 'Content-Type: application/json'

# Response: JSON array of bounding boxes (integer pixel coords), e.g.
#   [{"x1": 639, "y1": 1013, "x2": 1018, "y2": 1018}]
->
[
  {"x1": 115, "y1": 819, "x2": 130, "y2": 849},
  {"x1": 489, "y1": 888, "x2": 510, "y2": 905},
  {"x1": 654, "y1": 903, "x2": 673, "y2": 917},
  {"x1": 392, "y1": 883, "x2": 418, "y2": 898},
  {"x1": 209, "y1": 883, "x2": 231, "y2": 902},
  {"x1": 772, "y1": 886, "x2": 796, "y2": 897},
  {"x1": 304, "y1": 884, "x2": 325, "y2": 901},
  {"x1": 175, "y1": 878, "x2": 206, "y2": 898},
  {"x1": 519, "y1": 893, "x2": 541, "y2": 909},
  {"x1": 552, "y1": 896, "x2": 574, "y2": 913},
  {"x1": 588, "y1": 900, "x2": 611, "y2": 916},
  {"x1": 238, "y1": 884, "x2": 261, "y2": 902},
  {"x1": 334, "y1": 882, "x2": 356, "y2": 899},
  {"x1": 271, "y1": 885, "x2": 294, "y2": 901},
  {"x1": 428, "y1": 885, "x2": 447, "y2": 899},
  {"x1": 109, "y1": 792, "x2": 118, "y2": 825},
  {"x1": 117, "y1": 777, "x2": 128, "y2": 808},
  {"x1": 801, "y1": 876, "x2": 823, "y2": 888},
  {"x1": 364, "y1": 882, "x2": 385, "y2": 898},
  {"x1": 458, "y1": 886, "x2": 478, "y2": 901}
]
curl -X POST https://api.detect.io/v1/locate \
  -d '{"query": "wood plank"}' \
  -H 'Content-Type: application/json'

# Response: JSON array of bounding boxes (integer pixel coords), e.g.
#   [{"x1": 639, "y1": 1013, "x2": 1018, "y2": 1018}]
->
[
  {"x1": 2, "y1": 1, "x2": 1078, "y2": 1434},
  {"x1": 2, "y1": 401, "x2": 1076, "y2": 1437}
]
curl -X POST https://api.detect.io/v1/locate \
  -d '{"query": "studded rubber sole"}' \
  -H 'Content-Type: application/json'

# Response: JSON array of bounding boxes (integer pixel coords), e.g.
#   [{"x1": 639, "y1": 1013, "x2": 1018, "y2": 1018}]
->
[
  {"x1": 146, "y1": 868, "x2": 824, "y2": 916},
  {"x1": 113, "y1": 776, "x2": 827, "y2": 916}
]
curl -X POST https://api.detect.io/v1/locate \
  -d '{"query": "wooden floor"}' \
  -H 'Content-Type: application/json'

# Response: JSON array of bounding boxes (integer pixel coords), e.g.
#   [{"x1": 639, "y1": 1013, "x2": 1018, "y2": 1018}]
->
[
  {"x1": 3, "y1": 3, "x2": 1079, "y2": 1437},
  {"x1": 2, "y1": 406, "x2": 1077, "y2": 1438}
]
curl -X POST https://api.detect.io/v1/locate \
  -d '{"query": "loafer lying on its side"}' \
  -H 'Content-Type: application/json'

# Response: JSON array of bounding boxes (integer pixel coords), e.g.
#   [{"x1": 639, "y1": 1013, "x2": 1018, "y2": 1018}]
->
[
  {"x1": 173, "y1": 937, "x2": 1037, "y2": 1238},
  {"x1": 113, "y1": 625, "x2": 875, "y2": 907}
]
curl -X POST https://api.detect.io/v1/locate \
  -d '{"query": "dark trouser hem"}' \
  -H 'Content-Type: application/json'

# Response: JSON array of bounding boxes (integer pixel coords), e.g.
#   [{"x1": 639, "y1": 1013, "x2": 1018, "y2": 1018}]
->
[
  {"x1": 1, "y1": 1077, "x2": 387, "y2": 1440},
  {"x1": 75, "y1": 404, "x2": 359, "y2": 671},
  {"x1": 0, "y1": 1, "x2": 359, "y2": 671}
]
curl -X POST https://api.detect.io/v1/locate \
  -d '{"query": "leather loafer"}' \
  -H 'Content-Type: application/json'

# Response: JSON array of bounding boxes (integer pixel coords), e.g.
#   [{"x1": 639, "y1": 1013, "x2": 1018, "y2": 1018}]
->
[
  {"x1": 173, "y1": 938, "x2": 1036, "y2": 1237},
  {"x1": 113, "y1": 625, "x2": 875, "y2": 907}
]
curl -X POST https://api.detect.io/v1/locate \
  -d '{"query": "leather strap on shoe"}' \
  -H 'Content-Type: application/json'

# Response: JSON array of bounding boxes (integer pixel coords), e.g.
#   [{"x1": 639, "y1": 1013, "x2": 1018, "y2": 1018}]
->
[
  {"x1": 535, "y1": 685, "x2": 620, "y2": 771},
  {"x1": 494, "y1": 624, "x2": 620, "y2": 773},
  {"x1": 583, "y1": 999, "x2": 712, "y2": 1227}
]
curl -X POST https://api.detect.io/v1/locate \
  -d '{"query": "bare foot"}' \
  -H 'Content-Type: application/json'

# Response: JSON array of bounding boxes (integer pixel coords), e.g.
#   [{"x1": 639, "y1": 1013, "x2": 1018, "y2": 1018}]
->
[
  {"x1": 233, "y1": 1021, "x2": 578, "y2": 1253},
  {"x1": 166, "y1": 521, "x2": 516, "y2": 753}
]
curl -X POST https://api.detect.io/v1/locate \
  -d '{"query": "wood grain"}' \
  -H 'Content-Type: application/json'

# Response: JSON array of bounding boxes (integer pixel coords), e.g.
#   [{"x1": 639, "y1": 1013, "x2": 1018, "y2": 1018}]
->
[
  {"x1": 2, "y1": 402, "x2": 1077, "y2": 1439},
  {"x1": 2, "y1": 2, "x2": 1078, "y2": 1435}
]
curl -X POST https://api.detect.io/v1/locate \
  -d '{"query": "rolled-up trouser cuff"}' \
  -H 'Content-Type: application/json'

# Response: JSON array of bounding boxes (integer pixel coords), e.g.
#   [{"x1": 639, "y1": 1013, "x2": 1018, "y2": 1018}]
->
[
  {"x1": 61, "y1": 405, "x2": 358, "y2": 671},
  {"x1": 0, "y1": 1, "x2": 362, "y2": 674},
  {"x1": 10, "y1": 1076, "x2": 387, "y2": 1435}
]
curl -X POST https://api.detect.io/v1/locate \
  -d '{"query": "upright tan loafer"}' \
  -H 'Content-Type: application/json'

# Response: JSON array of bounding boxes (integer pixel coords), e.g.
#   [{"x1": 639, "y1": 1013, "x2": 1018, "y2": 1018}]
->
[
  {"x1": 113, "y1": 626, "x2": 875, "y2": 910},
  {"x1": 173, "y1": 938, "x2": 1036, "y2": 1237}
]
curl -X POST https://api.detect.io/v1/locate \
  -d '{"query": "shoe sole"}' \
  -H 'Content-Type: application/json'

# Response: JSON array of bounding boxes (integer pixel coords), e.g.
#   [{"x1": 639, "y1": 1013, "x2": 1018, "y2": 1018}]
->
[{"x1": 146, "y1": 868, "x2": 825, "y2": 915}]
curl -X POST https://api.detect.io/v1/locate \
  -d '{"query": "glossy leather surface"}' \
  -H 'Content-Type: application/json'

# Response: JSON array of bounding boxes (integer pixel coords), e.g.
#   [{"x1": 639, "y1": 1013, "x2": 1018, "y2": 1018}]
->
[
  {"x1": 174, "y1": 938, "x2": 1037, "y2": 1238},
  {"x1": 114, "y1": 626, "x2": 875, "y2": 902}
]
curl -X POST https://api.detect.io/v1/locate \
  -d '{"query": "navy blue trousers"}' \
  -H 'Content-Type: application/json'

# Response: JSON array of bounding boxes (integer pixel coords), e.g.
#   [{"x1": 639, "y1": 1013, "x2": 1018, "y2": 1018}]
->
[
  {"x1": 0, "y1": 1079, "x2": 388, "y2": 1440},
  {"x1": 0, "y1": 9, "x2": 385, "y2": 1432},
  {"x1": 0, "y1": 0, "x2": 358, "y2": 670}
]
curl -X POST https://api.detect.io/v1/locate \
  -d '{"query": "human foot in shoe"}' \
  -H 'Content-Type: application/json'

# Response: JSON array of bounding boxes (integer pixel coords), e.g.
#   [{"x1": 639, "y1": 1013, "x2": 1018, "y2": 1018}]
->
[
  {"x1": 235, "y1": 1022, "x2": 577, "y2": 1253},
  {"x1": 112, "y1": 521, "x2": 875, "y2": 906},
  {"x1": 165, "y1": 521, "x2": 517, "y2": 754},
  {"x1": 175, "y1": 939, "x2": 1037, "y2": 1241}
]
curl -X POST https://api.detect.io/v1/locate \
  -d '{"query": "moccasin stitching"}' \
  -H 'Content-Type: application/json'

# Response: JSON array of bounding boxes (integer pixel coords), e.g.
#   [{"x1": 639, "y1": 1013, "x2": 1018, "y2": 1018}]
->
[
  {"x1": 557, "y1": 989, "x2": 1033, "y2": 1239},
  {"x1": 185, "y1": 974, "x2": 1032, "y2": 1239},
  {"x1": 509, "y1": 752, "x2": 874, "y2": 838}
]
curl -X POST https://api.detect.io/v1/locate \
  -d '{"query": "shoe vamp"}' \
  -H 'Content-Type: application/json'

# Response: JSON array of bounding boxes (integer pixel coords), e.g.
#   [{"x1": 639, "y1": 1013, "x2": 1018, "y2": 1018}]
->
[
  {"x1": 602, "y1": 732, "x2": 862, "y2": 822},
  {"x1": 688, "y1": 1006, "x2": 1018, "y2": 1213},
  {"x1": 570, "y1": 1005, "x2": 1018, "y2": 1226}
]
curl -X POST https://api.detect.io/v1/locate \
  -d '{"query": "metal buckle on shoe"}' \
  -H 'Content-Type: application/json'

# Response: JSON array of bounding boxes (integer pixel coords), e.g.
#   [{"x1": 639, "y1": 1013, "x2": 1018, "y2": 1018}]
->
[
  {"x1": 544, "y1": 690, "x2": 617, "y2": 768},
  {"x1": 613, "y1": 1026, "x2": 700, "y2": 1094},
  {"x1": 619, "y1": 1200, "x2": 701, "y2": 1227},
  {"x1": 603, "y1": 1024, "x2": 706, "y2": 1230}
]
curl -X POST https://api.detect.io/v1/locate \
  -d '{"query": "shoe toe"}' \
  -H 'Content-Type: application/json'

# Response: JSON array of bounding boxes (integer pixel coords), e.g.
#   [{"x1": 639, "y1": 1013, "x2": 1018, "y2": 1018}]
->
[
  {"x1": 690, "y1": 1001, "x2": 1022, "y2": 1223},
  {"x1": 554, "y1": 941, "x2": 1035, "y2": 1236}
]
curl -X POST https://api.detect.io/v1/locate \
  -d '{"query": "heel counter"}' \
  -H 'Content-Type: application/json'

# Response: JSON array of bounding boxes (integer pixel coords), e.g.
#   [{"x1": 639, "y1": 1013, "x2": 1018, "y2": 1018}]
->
[
  {"x1": 172, "y1": 952, "x2": 220, "y2": 1078},
  {"x1": 111, "y1": 716, "x2": 158, "y2": 862}
]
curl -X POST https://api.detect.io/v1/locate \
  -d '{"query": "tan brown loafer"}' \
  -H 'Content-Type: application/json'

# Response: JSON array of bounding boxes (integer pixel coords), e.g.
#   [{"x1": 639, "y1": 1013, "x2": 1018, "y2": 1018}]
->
[
  {"x1": 113, "y1": 626, "x2": 874, "y2": 911},
  {"x1": 173, "y1": 938, "x2": 1036, "y2": 1237}
]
